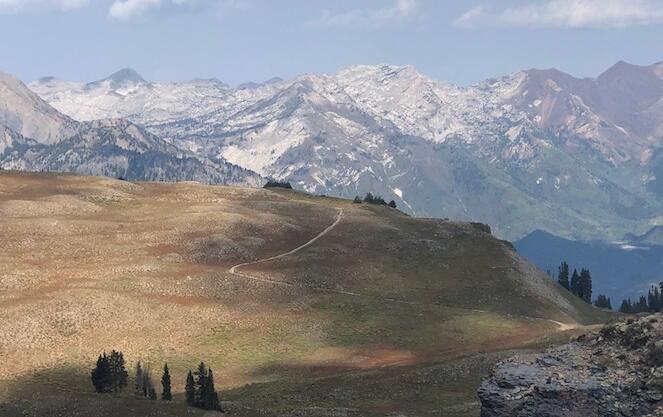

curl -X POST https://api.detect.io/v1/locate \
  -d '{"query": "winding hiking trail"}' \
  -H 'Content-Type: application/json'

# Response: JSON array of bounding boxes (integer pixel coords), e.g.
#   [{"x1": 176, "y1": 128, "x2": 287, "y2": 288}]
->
[
  {"x1": 228, "y1": 206, "x2": 578, "y2": 332},
  {"x1": 228, "y1": 208, "x2": 345, "y2": 288}
]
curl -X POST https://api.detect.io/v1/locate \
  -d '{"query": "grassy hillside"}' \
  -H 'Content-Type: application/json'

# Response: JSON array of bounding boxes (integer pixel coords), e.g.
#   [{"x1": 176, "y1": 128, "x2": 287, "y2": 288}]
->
[{"x1": 0, "y1": 171, "x2": 610, "y2": 417}]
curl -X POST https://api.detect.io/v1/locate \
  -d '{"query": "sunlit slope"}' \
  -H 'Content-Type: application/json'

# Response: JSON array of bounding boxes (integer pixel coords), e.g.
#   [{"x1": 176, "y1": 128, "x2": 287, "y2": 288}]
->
[{"x1": 0, "y1": 171, "x2": 609, "y2": 417}]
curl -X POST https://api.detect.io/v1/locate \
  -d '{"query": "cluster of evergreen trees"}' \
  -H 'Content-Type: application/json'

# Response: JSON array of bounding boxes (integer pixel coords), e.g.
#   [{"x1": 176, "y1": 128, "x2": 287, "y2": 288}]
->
[
  {"x1": 263, "y1": 180, "x2": 293, "y2": 189},
  {"x1": 555, "y1": 262, "x2": 663, "y2": 314},
  {"x1": 91, "y1": 352, "x2": 219, "y2": 411},
  {"x1": 353, "y1": 193, "x2": 397, "y2": 208},
  {"x1": 619, "y1": 284, "x2": 663, "y2": 314},
  {"x1": 556, "y1": 262, "x2": 594, "y2": 304},
  {"x1": 185, "y1": 362, "x2": 221, "y2": 411},
  {"x1": 91, "y1": 351, "x2": 128, "y2": 393},
  {"x1": 554, "y1": 261, "x2": 614, "y2": 309}
]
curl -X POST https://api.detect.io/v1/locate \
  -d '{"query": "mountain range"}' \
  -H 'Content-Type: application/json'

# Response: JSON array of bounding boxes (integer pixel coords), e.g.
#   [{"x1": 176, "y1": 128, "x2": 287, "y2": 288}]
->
[
  {"x1": 0, "y1": 71, "x2": 262, "y2": 186},
  {"x1": 4, "y1": 61, "x2": 663, "y2": 240}
]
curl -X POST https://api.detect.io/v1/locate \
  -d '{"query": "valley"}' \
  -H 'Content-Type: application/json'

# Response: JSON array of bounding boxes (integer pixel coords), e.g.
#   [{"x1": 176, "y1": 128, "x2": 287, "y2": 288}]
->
[
  {"x1": 515, "y1": 230, "x2": 663, "y2": 304},
  {"x1": 0, "y1": 171, "x2": 609, "y2": 417}
]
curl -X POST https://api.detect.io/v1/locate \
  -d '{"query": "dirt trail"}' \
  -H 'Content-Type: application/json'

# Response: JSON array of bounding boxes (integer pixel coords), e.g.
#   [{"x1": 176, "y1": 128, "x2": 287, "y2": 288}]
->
[
  {"x1": 228, "y1": 207, "x2": 578, "y2": 333},
  {"x1": 229, "y1": 208, "x2": 345, "y2": 276}
]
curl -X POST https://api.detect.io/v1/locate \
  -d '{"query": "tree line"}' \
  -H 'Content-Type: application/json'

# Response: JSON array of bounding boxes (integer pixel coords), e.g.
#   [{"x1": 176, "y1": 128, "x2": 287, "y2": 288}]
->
[
  {"x1": 618, "y1": 283, "x2": 663, "y2": 314},
  {"x1": 555, "y1": 261, "x2": 663, "y2": 314},
  {"x1": 91, "y1": 351, "x2": 220, "y2": 412}
]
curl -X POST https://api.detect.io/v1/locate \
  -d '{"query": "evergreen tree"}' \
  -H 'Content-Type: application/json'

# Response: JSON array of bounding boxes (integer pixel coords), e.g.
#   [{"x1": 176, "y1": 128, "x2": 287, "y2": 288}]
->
[
  {"x1": 185, "y1": 370, "x2": 195, "y2": 405},
  {"x1": 388, "y1": 200, "x2": 397, "y2": 208},
  {"x1": 194, "y1": 362, "x2": 207, "y2": 407},
  {"x1": 91, "y1": 353, "x2": 112, "y2": 393},
  {"x1": 352, "y1": 196, "x2": 362, "y2": 204},
  {"x1": 204, "y1": 368, "x2": 221, "y2": 411},
  {"x1": 594, "y1": 294, "x2": 612, "y2": 310},
  {"x1": 149, "y1": 387, "x2": 157, "y2": 400},
  {"x1": 135, "y1": 361, "x2": 143, "y2": 396},
  {"x1": 108, "y1": 350, "x2": 128, "y2": 392},
  {"x1": 557, "y1": 262, "x2": 570, "y2": 290},
  {"x1": 570, "y1": 269, "x2": 580, "y2": 297},
  {"x1": 648, "y1": 285, "x2": 663, "y2": 312},
  {"x1": 619, "y1": 299, "x2": 632, "y2": 314},
  {"x1": 161, "y1": 363, "x2": 172, "y2": 401},
  {"x1": 185, "y1": 362, "x2": 222, "y2": 411},
  {"x1": 578, "y1": 269, "x2": 592, "y2": 303}
]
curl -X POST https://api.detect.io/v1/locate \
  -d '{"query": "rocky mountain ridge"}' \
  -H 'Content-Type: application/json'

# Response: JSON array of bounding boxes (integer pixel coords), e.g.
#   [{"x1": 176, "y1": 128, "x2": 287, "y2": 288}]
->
[
  {"x1": 28, "y1": 61, "x2": 663, "y2": 240},
  {"x1": 0, "y1": 71, "x2": 262, "y2": 186}
]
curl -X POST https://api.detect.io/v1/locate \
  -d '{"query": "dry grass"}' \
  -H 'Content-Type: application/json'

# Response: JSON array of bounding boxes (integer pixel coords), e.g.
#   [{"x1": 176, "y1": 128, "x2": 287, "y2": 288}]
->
[{"x1": 0, "y1": 171, "x2": 609, "y2": 417}]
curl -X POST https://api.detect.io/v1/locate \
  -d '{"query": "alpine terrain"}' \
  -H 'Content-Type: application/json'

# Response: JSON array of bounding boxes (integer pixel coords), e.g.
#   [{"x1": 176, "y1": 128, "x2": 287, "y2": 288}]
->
[
  {"x1": 28, "y1": 61, "x2": 663, "y2": 240},
  {"x1": 0, "y1": 170, "x2": 609, "y2": 417},
  {"x1": 0, "y1": 71, "x2": 262, "y2": 186}
]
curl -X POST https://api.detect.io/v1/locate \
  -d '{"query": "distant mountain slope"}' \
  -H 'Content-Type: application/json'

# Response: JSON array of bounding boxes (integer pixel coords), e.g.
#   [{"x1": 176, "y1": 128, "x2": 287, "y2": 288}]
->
[
  {"x1": 625, "y1": 225, "x2": 663, "y2": 246},
  {"x1": 515, "y1": 230, "x2": 663, "y2": 303},
  {"x1": 0, "y1": 71, "x2": 262, "y2": 186},
  {"x1": 0, "y1": 71, "x2": 77, "y2": 143},
  {"x1": 29, "y1": 62, "x2": 663, "y2": 240}
]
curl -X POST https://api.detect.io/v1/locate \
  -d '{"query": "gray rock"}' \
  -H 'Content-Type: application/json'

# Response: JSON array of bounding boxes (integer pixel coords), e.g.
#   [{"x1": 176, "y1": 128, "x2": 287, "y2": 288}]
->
[{"x1": 479, "y1": 314, "x2": 663, "y2": 417}]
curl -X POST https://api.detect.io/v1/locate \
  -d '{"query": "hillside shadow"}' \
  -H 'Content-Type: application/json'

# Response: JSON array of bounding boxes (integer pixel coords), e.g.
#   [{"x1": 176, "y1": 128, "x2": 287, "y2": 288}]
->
[{"x1": 0, "y1": 367, "x2": 202, "y2": 417}]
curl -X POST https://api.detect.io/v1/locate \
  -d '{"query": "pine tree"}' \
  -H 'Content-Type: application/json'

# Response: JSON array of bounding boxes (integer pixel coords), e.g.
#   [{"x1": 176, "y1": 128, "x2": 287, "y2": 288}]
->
[
  {"x1": 161, "y1": 363, "x2": 172, "y2": 401},
  {"x1": 185, "y1": 362, "x2": 222, "y2": 411},
  {"x1": 91, "y1": 353, "x2": 112, "y2": 393},
  {"x1": 108, "y1": 350, "x2": 128, "y2": 392},
  {"x1": 578, "y1": 269, "x2": 592, "y2": 303},
  {"x1": 388, "y1": 200, "x2": 397, "y2": 208},
  {"x1": 619, "y1": 299, "x2": 632, "y2": 314},
  {"x1": 557, "y1": 262, "x2": 570, "y2": 290},
  {"x1": 205, "y1": 368, "x2": 221, "y2": 411},
  {"x1": 135, "y1": 361, "x2": 143, "y2": 396},
  {"x1": 594, "y1": 294, "x2": 612, "y2": 310},
  {"x1": 352, "y1": 196, "x2": 362, "y2": 204},
  {"x1": 185, "y1": 370, "x2": 195, "y2": 405},
  {"x1": 570, "y1": 269, "x2": 580, "y2": 297},
  {"x1": 648, "y1": 285, "x2": 662, "y2": 312},
  {"x1": 194, "y1": 362, "x2": 207, "y2": 407}
]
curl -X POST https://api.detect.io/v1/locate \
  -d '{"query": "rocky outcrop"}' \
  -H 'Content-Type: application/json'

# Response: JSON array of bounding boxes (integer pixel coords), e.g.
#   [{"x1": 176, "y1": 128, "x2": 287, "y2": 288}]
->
[{"x1": 479, "y1": 314, "x2": 663, "y2": 417}]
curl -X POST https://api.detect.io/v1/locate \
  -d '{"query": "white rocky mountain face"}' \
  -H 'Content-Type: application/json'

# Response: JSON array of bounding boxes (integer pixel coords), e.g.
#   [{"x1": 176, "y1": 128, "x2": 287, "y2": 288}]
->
[
  {"x1": 0, "y1": 71, "x2": 262, "y2": 186},
  {"x1": 26, "y1": 61, "x2": 663, "y2": 240}
]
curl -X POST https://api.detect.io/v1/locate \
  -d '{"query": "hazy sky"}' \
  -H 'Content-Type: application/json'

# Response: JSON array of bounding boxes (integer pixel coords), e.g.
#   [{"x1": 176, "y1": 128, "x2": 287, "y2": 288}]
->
[{"x1": 1, "y1": 0, "x2": 663, "y2": 85}]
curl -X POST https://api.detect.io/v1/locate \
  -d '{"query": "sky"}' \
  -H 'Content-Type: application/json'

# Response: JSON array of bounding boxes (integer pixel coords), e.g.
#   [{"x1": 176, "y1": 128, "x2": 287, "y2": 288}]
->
[{"x1": 1, "y1": 0, "x2": 663, "y2": 86}]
